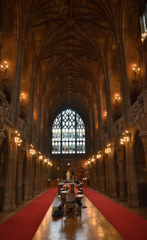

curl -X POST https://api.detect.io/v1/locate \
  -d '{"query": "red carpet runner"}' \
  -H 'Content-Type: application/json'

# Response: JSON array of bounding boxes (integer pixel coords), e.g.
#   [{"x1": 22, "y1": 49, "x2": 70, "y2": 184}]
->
[
  {"x1": 0, "y1": 188, "x2": 57, "y2": 240},
  {"x1": 84, "y1": 187, "x2": 147, "y2": 240}
]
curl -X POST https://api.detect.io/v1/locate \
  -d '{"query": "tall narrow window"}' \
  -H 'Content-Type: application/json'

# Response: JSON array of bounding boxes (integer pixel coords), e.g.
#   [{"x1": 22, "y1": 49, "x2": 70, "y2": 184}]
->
[{"x1": 52, "y1": 109, "x2": 86, "y2": 154}]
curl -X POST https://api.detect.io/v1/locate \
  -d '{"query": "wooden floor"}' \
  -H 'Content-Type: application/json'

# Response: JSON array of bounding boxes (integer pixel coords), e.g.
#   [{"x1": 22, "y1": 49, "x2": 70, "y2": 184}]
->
[
  {"x1": 0, "y1": 189, "x2": 147, "y2": 240},
  {"x1": 33, "y1": 194, "x2": 123, "y2": 240}
]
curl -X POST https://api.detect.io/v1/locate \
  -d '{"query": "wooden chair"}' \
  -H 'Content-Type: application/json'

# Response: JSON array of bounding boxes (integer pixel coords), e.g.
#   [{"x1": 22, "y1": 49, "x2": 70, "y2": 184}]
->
[{"x1": 65, "y1": 192, "x2": 76, "y2": 215}]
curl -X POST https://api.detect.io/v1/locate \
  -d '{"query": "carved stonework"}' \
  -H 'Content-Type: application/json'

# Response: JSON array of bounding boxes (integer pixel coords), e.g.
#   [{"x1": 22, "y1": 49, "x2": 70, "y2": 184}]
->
[{"x1": 138, "y1": 109, "x2": 147, "y2": 132}]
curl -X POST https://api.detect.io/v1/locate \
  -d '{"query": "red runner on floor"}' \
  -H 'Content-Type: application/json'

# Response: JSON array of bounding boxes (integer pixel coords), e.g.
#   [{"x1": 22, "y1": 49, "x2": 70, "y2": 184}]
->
[
  {"x1": 0, "y1": 188, "x2": 57, "y2": 240},
  {"x1": 84, "y1": 187, "x2": 147, "y2": 240}
]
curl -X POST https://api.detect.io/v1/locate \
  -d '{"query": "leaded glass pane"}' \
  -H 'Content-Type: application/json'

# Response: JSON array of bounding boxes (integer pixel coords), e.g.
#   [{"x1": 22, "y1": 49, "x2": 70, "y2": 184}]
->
[{"x1": 52, "y1": 109, "x2": 85, "y2": 154}]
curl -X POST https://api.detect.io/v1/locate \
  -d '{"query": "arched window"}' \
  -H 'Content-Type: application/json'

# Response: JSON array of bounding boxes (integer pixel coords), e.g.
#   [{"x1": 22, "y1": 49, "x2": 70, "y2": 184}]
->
[{"x1": 52, "y1": 109, "x2": 86, "y2": 154}]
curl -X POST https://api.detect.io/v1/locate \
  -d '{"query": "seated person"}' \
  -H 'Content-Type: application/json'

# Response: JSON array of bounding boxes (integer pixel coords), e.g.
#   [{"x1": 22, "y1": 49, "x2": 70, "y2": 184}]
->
[
  {"x1": 64, "y1": 183, "x2": 79, "y2": 215},
  {"x1": 74, "y1": 179, "x2": 80, "y2": 188},
  {"x1": 63, "y1": 181, "x2": 71, "y2": 190},
  {"x1": 73, "y1": 183, "x2": 87, "y2": 211}
]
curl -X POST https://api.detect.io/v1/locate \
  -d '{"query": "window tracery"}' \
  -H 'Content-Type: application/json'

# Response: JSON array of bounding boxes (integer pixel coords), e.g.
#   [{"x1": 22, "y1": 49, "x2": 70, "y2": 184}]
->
[{"x1": 52, "y1": 109, "x2": 85, "y2": 154}]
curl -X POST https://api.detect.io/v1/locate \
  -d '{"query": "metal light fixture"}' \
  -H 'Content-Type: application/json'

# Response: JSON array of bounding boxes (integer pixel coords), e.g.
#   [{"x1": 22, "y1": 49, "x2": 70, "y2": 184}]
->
[
  {"x1": 96, "y1": 151, "x2": 101, "y2": 159},
  {"x1": 105, "y1": 144, "x2": 112, "y2": 154},
  {"x1": 91, "y1": 155, "x2": 95, "y2": 162},
  {"x1": 20, "y1": 93, "x2": 25, "y2": 105},
  {"x1": 29, "y1": 144, "x2": 36, "y2": 155},
  {"x1": 11, "y1": 131, "x2": 22, "y2": 146},
  {"x1": 120, "y1": 130, "x2": 131, "y2": 145}
]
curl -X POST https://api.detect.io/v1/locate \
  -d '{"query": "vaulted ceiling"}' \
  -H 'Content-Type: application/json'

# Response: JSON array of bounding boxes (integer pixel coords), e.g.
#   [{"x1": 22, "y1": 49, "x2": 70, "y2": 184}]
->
[{"x1": 15, "y1": 0, "x2": 120, "y2": 123}]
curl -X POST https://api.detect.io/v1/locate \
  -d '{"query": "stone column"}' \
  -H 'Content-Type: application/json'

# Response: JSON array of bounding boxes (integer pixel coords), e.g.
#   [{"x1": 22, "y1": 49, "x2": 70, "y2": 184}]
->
[
  {"x1": 92, "y1": 160, "x2": 97, "y2": 189},
  {"x1": 97, "y1": 95, "x2": 102, "y2": 149},
  {"x1": 125, "y1": 143, "x2": 139, "y2": 207},
  {"x1": 42, "y1": 110, "x2": 47, "y2": 153},
  {"x1": 2, "y1": 143, "x2": 16, "y2": 211},
  {"x1": 99, "y1": 155, "x2": 105, "y2": 193},
  {"x1": 139, "y1": 131, "x2": 147, "y2": 168},
  {"x1": 12, "y1": 39, "x2": 25, "y2": 128},
  {"x1": 115, "y1": 145, "x2": 125, "y2": 201},
  {"x1": 16, "y1": 145, "x2": 26, "y2": 205},
  {"x1": 117, "y1": 40, "x2": 131, "y2": 127},
  {"x1": 105, "y1": 76, "x2": 113, "y2": 141},
  {"x1": 104, "y1": 154, "x2": 109, "y2": 195},
  {"x1": 95, "y1": 159, "x2": 99, "y2": 190},
  {"x1": 23, "y1": 152, "x2": 31, "y2": 200},
  {"x1": 37, "y1": 97, "x2": 42, "y2": 149},
  {"x1": 27, "y1": 76, "x2": 35, "y2": 142},
  {"x1": 109, "y1": 150, "x2": 117, "y2": 198},
  {"x1": 88, "y1": 163, "x2": 93, "y2": 188},
  {"x1": 0, "y1": 131, "x2": 6, "y2": 147},
  {"x1": 34, "y1": 157, "x2": 40, "y2": 194}
]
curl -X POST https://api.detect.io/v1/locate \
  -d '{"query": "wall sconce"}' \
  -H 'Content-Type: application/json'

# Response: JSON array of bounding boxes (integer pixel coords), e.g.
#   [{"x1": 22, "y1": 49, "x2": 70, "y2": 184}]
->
[
  {"x1": 115, "y1": 94, "x2": 121, "y2": 104},
  {"x1": 1, "y1": 61, "x2": 8, "y2": 73},
  {"x1": 133, "y1": 65, "x2": 140, "y2": 84},
  {"x1": 91, "y1": 155, "x2": 95, "y2": 162},
  {"x1": 39, "y1": 155, "x2": 43, "y2": 160},
  {"x1": 29, "y1": 144, "x2": 36, "y2": 155},
  {"x1": 44, "y1": 159, "x2": 48, "y2": 163},
  {"x1": 67, "y1": 162, "x2": 70, "y2": 166},
  {"x1": 141, "y1": 32, "x2": 147, "y2": 42},
  {"x1": 120, "y1": 130, "x2": 131, "y2": 145},
  {"x1": 105, "y1": 144, "x2": 112, "y2": 154},
  {"x1": 96, "y1": 151, "x2": 101, "y2": 159},
  {"x1": 20, "y1": 93, "x2": 25, "y2": 105},
  {"x1": 1, "y1": 61, "x2": 9, "y2": 86},
  {"x1": 11, "y1": 131, "x2": 22, "y2": 146}
]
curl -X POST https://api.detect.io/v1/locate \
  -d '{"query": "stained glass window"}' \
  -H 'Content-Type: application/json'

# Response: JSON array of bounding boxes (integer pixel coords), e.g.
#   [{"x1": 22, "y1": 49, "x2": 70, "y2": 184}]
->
[{"x1": 52, "y1": 109, "x2": 86, "y2": 154}]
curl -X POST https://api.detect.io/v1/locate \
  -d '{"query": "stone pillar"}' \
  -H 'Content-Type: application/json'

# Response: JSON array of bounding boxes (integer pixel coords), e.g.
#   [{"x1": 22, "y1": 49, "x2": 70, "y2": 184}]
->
[
  {"x1": 0, "y1": 131, "x2": 6, "y2": 147},
  {"x1": 105, "y1": 76, "x2": 113, "y2": 141},
  {"x1": 23, "y1": 152, "x2": 31, "y2": 200},
  {"x1": 88, "y1": 163, "x2": 93, "y2": 188},
  {"x1": 105, "y1": 154, "x2": 109, "y2": 195},
  {"x1": 92, "y1": 160, "x2": 97, "y2": 189},
  {"x1": 16, "y1": 145, "x2": 26, "y2": 205},
  {"x1": 2, "y1": 142, "x2": 16, "y2": 211},
  {"x1": 42, "y1": 110, "x2": 47, "y2": 153},
  {"x1": 109, "y1": 151, "x2": 117, "y2": 198},
  {"x1": 139, "y1": 131, "x2": 147, "y2": 168},
  {"x1": 115, "y1": 145, "x2": 125, "y2": 201},
  {"x1": 27, "y1": 76, "x2": 35, "y2": 142},
  {"x1": 34, "y1": 157, "x2": 40, "y2": 194},
  {"x1": 12, "y1": 39, "x2": 25, "y2": 128},
  {"x1": 95, "y1": 159, "x2": 99, "y2": 190},
  {"x1": 117, "y1": 40, "x2": 131, "y2": 127},
  {"x1": 125, "y1": 143, "x2": 139, "y2": 207},
  {"x1": 97, "y1": 95, "x2": 102, "y2": 149},
  {"x1": 37, "y1": 97, "x2": 42, "y2": 149},
  {"x1": 99, "y1": 156, "x2": 105, "y2": 193}
]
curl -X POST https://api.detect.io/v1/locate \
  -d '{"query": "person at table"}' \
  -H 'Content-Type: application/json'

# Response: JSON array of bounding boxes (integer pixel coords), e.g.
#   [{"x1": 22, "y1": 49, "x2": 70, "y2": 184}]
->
[
  {"x1": 64, "y1": 183, "x2": 79, "y2": 215},
  {"x1": 72, "y1": 183, "x2": 87, "y2": 211},
  {"x1": 63, "y1": 181, "x2": 71, "y2": 190},
  {"x1": 74, "y1": 176, "x2": 80, "y2": 188}
]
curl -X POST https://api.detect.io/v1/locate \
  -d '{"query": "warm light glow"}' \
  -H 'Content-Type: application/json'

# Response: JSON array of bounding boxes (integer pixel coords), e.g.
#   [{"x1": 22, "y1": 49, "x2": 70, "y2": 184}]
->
[
  {"x1": 96, "y1": 151, "x2": 101, "y2": 158},
  {"x1": 105, "y1": 144, "x2": 111, "y2": 154},
  {"x1": 120, "y1": 130, "x2": 131, "y2": 144}
]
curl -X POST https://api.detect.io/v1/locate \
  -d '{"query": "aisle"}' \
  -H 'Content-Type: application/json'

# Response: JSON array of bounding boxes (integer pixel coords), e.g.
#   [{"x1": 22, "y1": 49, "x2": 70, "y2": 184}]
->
[{"x1": 33, "y1": 194, "x2": 123, "y2": 240}]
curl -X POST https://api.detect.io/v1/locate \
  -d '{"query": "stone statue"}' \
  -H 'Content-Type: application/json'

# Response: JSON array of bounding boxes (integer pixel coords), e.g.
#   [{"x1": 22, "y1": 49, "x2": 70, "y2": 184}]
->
[{"x1": 66, "y1": 170, "x2": 70, "y2": 180}]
